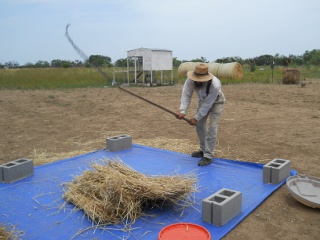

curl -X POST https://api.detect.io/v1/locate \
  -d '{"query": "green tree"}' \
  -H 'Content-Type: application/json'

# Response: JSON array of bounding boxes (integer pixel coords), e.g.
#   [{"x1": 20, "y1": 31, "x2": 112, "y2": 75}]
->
[
  {"x1": 51, "y1": 59, "x2": 82, "y2": 68},
  {"x1": 4, "y1": 61, "x2": 19, "y2": 68},
  {"x1": 303, "y1": 49, "x2": 320, "y2": 65},
  {"x1": 6, "y1": 61, "x2": 18, "y2": 68},
  {"x1": 88, "y1": 55, "x2": 112, "y2": 67},
  {"x1": 190, "y1": 56, "x2": 208, "y2": 63},
  {"x1": 252, "y1": 54, "x2": 274, "y2": 66},
  {"x1": 282, "y1": 57, "x2": 291, "y2": 67},
  {"x1": 172, "y1": 57, "x2": 182, "y2": 67},
  {"x1": 24, "y1": 62, "x2": 34, "y2": 68},
  {"x1": 51, "y1": 59, "x2": 63, "y2": 67},
  {"x1": 273, "y1": 53, "x2": 285, "y2": 66},
  {"x1": 289, "y1": 54, "x2": 303, "y2": 66},
  {"x1": 216, "y1": 56, "x2": 244, "y2": 64},
  {"x1": 61, "y1": 61, "x2": 72, "y2": 68},
  {"x1": 73, "y1": 60, "x2": 83, "y2": 67},
  {"x1": 248, "y1": 59, "x2": 256, "y2": 72},
  {"x1": 34, "y1": 61, "x2": 50, "y2": 68},
  {"x1": 114, "y1": 58, "x2": 128, "y2": 67}
]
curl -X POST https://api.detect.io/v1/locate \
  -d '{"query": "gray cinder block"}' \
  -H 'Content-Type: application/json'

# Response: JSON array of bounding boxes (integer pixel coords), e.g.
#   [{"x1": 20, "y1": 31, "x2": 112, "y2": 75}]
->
[
  {"x1": 202, "y1": 188, "x2": 242, "y2": 226},
  {"x1": 0, "y1": 165, "x2": 3, "y2": 183},
  {"x1": 2, "y1": 158, "x2": 34, "y2": 184},
  {"x1": 106, "y1": 134, "x2": 132, "y2": 152},
  {"x1": 202, "y1": 197, "x2": 214, "y2": 223},
  {"x1": 263, "y1": 165, "x2": 272, "y2": 183},
  {"x1": 263, "y1": 158, "x2": 291, "y2": 184}
]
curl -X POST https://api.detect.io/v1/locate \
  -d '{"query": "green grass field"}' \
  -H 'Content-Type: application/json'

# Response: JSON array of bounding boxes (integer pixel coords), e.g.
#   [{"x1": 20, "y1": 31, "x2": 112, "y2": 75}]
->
[{"x1": 0, "y1": 65, "x2": 319, "y2": 89}]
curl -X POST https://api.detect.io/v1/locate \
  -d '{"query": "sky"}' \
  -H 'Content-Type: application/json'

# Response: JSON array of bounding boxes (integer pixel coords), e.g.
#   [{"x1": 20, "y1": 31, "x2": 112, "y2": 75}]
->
[{"x1": 1, "y1": 0, "x2": 319, "y2": 65}]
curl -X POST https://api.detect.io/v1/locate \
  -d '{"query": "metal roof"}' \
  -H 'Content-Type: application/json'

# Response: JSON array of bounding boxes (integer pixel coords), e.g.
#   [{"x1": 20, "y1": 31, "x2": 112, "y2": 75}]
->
[{"x1": 127, "y1": 47, "x2": 172, "y2": 52}]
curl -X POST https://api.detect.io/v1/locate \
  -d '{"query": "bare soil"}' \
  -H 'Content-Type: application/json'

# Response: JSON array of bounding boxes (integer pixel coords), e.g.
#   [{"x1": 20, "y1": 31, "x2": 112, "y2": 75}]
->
[{"x1": 0, "y1": 80, "x2": 319, "y2": 239}]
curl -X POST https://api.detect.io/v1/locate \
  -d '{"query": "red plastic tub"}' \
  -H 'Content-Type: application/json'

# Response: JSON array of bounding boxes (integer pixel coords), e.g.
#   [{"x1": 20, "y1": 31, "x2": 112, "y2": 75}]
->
[{"x1": 158, "y1": 223, "x2": 211, "y2": 240}]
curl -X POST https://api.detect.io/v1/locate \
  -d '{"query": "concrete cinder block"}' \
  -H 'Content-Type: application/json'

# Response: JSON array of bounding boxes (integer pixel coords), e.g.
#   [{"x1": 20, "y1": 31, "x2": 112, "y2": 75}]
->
[
  {"x1": 202, "y1": 188, "x2": 242, "y2": 226},
  {"x1": 263, "y1": 158, "x2": 291, "y2": 184},
  {"x1": 2, "y1": 158, "x2": 34, "y2": 184},
  {"x1": 106, "y1": 134, "x2": 132, "y2": 152},
  {"x1": 263, "y1": 165, "x2": 272, "y2": 183},
  {"x1": 0, "y1": 165, "x2": 3, "y2": 183},
  {"x1": 202, "y1": 197, "x2": 213, "y2": 223}
]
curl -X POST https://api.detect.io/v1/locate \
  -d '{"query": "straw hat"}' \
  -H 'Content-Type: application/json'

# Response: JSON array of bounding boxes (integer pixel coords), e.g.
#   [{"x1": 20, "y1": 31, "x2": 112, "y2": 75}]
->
[{"x1": 187, "y1": 63, "x2": 213, "y2": 82}]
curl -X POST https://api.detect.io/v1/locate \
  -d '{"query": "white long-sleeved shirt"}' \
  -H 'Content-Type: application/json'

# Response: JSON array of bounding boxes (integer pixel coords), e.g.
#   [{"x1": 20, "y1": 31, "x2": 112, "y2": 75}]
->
[{"x1": 180, "y1": 76, "x2": 222, "y2": 121}]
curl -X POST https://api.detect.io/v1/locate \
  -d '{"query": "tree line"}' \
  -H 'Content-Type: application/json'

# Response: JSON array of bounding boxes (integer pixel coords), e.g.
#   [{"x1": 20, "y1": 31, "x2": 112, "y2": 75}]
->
[{"x1": 1, "y1": 49, "x2": 319, "y2": 69}]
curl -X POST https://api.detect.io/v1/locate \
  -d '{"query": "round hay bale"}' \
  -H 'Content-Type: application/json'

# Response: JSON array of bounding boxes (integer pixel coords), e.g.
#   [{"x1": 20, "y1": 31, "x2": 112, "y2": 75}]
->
[
  {"x1": 178, "y1": 62, "x2": 243, "y2": 80},
  {"x1": 177, "y1": 62, "x2": 201, "y2": 76},
  {"x1": 282, "y1": 68, "x2": 300, "y2": 84},
  {"x1": 208, "y1": 62, "x2": 243, "y2": 79}
]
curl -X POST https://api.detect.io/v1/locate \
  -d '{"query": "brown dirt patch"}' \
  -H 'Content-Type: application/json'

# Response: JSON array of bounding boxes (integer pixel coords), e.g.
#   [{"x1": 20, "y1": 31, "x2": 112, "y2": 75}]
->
[{"x1": 0, "y1": 80, "x2": 319, "y2": 239}]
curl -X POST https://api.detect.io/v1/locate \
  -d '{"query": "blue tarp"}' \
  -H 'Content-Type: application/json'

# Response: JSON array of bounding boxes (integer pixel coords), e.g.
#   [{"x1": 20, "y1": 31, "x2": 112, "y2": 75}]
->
[{"x1": 0, "y1": 144, "x2": 297, "y2": 240}]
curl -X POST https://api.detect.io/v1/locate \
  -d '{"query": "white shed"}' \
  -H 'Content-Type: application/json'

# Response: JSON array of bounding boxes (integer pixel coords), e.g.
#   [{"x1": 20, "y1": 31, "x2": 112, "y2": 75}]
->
[{"x1": 113, "y1": 48, "x2": 173, "y2": 85}]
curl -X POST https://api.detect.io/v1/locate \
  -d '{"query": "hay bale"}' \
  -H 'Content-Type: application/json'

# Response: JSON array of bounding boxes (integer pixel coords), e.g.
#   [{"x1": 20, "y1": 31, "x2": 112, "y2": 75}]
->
[
  {"x1": 282, "y1": 68, "x2": 300, "y2": 84},
  {"x1": 209, "y1": 62, "x2": 243, "y2": 79},
  {"x1": 177, "y1": 62, "x2": 199, "y2": 77},
  {"x1": 63, "y1": 159, "x2": 197, "y2": 224},
  {"x1": 178, "y1": 62, "x2": 243, "y2": 80},
  {"x1": 177, "y1": 62, "x2": 202, "y2": 77}
]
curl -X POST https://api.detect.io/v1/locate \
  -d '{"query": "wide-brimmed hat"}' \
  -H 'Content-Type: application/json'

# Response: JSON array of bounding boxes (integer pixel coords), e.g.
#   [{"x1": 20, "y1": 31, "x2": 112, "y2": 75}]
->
[{"x1": 187, "y1": 63, "x2": 213, "y2": 82}]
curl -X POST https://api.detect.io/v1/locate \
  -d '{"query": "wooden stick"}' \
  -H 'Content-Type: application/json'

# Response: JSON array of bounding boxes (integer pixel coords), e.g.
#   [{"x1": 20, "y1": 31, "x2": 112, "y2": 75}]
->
[{"x1": 118, "y1": 86, "x2": 190, "y2": 123}]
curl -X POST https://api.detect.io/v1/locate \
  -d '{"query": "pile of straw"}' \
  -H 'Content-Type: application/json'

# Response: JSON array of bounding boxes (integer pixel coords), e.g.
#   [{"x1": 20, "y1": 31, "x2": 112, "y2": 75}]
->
[
  {"x1": 0, "y1": 224, "x2": 20, "y2": 240},
  {"x1": 0, "y1": 225, "x2": 10, "y2": 240},
  {"x1": 178, "y1": 62, "x2": 243, "y2": 80},
  {"x1": 135, "y1": 138, "x2": 199, "y2": 155},
  {"x1": 282, "y1": 68, "x2": 300, "y2": 84},
  {"x1": 63, "y1": 159, "x2": 197, "y2": 224}
]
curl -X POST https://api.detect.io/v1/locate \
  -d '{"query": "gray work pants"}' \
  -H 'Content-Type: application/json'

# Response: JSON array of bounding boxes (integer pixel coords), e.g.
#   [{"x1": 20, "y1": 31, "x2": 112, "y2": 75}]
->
[{"x1": 196, "y1": 92, "x2": 225, "y2": 159}]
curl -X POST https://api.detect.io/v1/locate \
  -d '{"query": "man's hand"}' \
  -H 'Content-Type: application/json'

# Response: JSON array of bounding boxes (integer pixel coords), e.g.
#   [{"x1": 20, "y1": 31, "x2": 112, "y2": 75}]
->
[
  {"x1": 176, "y1": 113, "x2": 196, "y2": 126},
  {"x1": 176, "y1": 113, "x2": 185, "y2": 119},
  {"x1": 189, "y1": 118, "x2": 197, "y2": 126}
]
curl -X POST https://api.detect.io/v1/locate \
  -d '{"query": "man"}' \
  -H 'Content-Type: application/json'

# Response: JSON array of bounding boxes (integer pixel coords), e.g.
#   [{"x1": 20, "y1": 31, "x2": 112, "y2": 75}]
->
[{"x1": 177, "y1": 63, "x2": 225, "y2": 166}]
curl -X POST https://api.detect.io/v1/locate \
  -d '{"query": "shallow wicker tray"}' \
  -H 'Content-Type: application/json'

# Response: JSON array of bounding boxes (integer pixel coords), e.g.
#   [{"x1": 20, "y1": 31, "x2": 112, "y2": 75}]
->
[{"x1": 286, "y1": 174, "x2": 320, "y2": 208}]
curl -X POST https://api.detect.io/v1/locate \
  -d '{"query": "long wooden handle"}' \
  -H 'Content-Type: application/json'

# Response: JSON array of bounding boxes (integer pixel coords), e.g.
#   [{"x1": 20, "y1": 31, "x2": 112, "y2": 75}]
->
[{"x1": 118, "y1": 86, "x2": 190, "y2": 123}]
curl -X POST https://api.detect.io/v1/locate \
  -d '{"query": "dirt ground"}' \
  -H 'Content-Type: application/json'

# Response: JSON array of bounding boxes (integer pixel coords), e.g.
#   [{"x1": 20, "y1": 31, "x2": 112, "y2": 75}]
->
[{"x1": 0, "y1": 80, "x2": 319, "y2": 239}]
